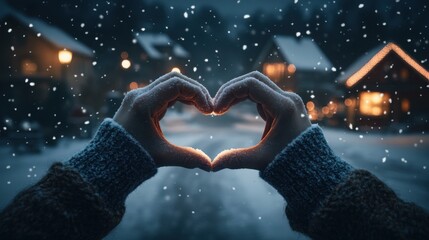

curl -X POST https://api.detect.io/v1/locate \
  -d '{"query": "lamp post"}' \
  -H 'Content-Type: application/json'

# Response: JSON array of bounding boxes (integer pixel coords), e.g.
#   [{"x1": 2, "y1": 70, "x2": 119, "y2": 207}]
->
[
  {"x1": 58, "y1": 49, "x2": 72, "y2": 80},
  {"x1": 121, "y1": 59, "x2": 131, "y2": 69}
]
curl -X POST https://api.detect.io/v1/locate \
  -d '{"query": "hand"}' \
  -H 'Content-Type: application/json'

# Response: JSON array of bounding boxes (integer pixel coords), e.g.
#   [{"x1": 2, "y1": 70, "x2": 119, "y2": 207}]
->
[
  {"x1": 113, "y1": 72, "x2": 213, "y2": 171},
  {"x1": 212, "y1": 71, "x2": 311, "y2": 171}
]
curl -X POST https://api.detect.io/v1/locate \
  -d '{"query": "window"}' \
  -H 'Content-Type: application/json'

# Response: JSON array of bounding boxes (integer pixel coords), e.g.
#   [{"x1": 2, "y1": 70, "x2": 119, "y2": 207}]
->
[
  {"x1": 21, "y1": 59, "x2": 38, "y2": 75},
  {"x1": 263, "y1": 63, "x2": 286, "y2": 82},
  {"x1": 359, "y1": 92, "x2": 390, "y2": 116},
  {"x1": 401, "y1": 98, "x2": 410, "y2": 112}
]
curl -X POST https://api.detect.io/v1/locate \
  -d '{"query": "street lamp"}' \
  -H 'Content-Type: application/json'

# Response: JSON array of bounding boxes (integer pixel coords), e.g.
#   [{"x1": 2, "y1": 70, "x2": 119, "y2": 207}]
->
[
  {"x1": 58, "y1": 49, "x2": 72, "y2": 80},
  {"x1": 121, "y1": 59, "x2": 131, "y2": 69},
  {"x1": 58, "y1": 50, "x2": 73, "y2": 64}
]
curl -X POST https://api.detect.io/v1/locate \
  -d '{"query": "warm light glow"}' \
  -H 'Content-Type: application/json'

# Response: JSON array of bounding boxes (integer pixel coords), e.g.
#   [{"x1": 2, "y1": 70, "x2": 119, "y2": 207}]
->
[
  {"x1": 306, "y1": 101, "x2": 315, "y2": 111},
  {"x1": 171, "y1": 67, "x2": 181, "y2": 73},
  {"x1": 287, "y1": 64, "x2": 296, "y2": 74},
  {"x1": 21, "y1": 59, "x2": 38, "y2": 75},
  {"x1": 308, "y1": 110, "x2": 318, "y2": 121},
  {"x1": 263, "y1": 63, "x2": 286, "y2": 82},
  {"x1": 322, "y1": 106, "x2": 330, "y2": 115},
  {"x1": 401, "y1": 99, "x2": 410, "y2": 112},
  {"x1": 328, "y1": 102, "x2": 337, "y2": 111},
  {"x1": 346, "y1": 43, "x2": 429, "y2": 87},
  {"x1": 344, "y1": 98, "x2": 353, "y2": 107},
  {"x1": 359, "y1": 92, "x2": 390, "y2": 116},
  {"x1": 129, "y1": 82, "x2": 139, "y2": 90},
  {"x1": 121, "y1": 59, "x2": 131, "y2": 69},
  {"x1": 121, "y1": 51, "x2": 129, "y2": 59},
  {"x1": 58, "y1": 50, "x2": 73, "y2": 64}
]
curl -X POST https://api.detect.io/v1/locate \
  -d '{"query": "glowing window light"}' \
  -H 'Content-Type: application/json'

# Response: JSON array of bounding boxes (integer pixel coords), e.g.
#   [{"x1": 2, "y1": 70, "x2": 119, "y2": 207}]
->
[
  {"x1": 58, "y1": 50, "x2": 72, "y2": 64},
  {"x1": 401, "y1": 98, "x2": 410, "y2": 112},
  {"x1": 346, "y1": 43, "x2": 429, "y2": 87},
  {"x1": 171, "y1": 67, "x2": 181, "y2": 73},
  {"x1": 21, "y1": 59, "x2": 38, "y2": 75},
  {"x1": 287, "y1": 64, "x2": 296, "y2": 74},
  {"x1": 359, "y1": 92, "x2": 390, "y2": 116},
  {"x1": 263, "y1": 63, "x2": 286, "y2": 82},
  {"x1": 322, "y1": 106, "x2": 330, "y2": 115},
  {"x1": 121, "y1": 59, "x2": 131, "y2": 69},
  {"x1": 129, "y1": 81, "x2": 138, "y2": 90},
  {"x1": 306, "y1": 101, "x2": 315, "y2": 111},
  {"x1": 344, "y1": 98, "x2": 353, "y2": 107}
]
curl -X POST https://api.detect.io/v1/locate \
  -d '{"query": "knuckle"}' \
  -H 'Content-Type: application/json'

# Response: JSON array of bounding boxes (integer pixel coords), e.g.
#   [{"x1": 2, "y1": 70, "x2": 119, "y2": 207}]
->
[
  {"x1": 279, "y1": 97, "x2": 297, "y2": 115},
  {"x1": 246, "y1": 77, "x2": 259, "y2": 87},
  {"x1": 251, "y1": 70, "x2": 263, "y2": 78},
  {"x1": 122, "y1": 90, "x2": 138, "y2": 105},
  {"x1": 164, "y1": 71, "x2": 178, "y2": 79},
  {"x1": 287, "y1": 92, "x2": 304, "y2": 104},
  {"x1": 131, "y1": 94, "x2": 148, "y2": 110},
  {"x1": 170, "y1": 76, "x2": 183, "y2": 86}
]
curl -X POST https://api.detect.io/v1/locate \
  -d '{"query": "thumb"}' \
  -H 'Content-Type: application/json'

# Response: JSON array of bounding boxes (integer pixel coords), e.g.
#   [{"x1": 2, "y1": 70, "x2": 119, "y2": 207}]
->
[
  {"x1": 156, "y1": 142, "x2": 212, "y2": 171},
  {"x1": 212, "y1": 146, "x2": 265, "y2": 171}
]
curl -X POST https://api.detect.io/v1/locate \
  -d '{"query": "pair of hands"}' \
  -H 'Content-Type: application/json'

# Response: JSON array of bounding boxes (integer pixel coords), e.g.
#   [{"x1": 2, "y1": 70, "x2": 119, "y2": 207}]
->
[{"x1": 113, "y1": 71, "x2": 311, "y2": 172}]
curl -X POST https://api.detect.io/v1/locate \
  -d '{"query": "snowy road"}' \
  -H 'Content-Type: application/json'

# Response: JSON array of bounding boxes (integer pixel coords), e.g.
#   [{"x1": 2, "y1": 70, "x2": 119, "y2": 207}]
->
[{"x1": 1, "y1": 105, "x2": 428, "y2": 240}]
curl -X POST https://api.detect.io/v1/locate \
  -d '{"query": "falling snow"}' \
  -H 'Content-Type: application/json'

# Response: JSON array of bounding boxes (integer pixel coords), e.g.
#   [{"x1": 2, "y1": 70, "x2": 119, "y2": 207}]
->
[{"x1": 0, "y1": 0, "x2": 428, "y2": 239}]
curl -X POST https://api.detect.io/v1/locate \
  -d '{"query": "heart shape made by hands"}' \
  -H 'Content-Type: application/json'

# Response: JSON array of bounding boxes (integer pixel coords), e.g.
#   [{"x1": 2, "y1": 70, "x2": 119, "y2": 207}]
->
[
  {"x1": 160, "y1": 102, "x2": 265, "y2": 167},
  {"x1": 114, "y1": 71, "x2": 311, "y2": 171},
  {"x1": 151, "y1": 71, "x2": 311, "y2": 171}
]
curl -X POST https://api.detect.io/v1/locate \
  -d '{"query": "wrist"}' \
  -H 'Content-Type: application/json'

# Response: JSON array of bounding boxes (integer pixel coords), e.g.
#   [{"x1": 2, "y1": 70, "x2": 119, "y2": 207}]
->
[
  {"x1": 260, "y1": 125, "x2": 353, "y2": 231},
  {"x1": 66, "y1": 118, "x2": 157, "y2": 209}
]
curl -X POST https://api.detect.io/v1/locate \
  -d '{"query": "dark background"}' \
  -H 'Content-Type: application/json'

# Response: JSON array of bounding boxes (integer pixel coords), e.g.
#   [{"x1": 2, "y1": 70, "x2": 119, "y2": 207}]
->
[
  {"x1": 6, "y1": 0, "x2": 429, "y2": 91},
  {"x1": 1, "y1": 1, "x2": 428, "y2": 239}
]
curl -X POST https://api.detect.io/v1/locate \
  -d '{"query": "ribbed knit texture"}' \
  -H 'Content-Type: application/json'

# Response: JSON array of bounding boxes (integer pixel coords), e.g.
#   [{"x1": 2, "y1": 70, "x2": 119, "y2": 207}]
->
[
  {"x1": 1, "y1": 122, "x2": 428, "y2": 239},
  {"x1": 260, "y1": 125, "x2": 353, "y2": 232},
  {"x1": 66, "y1": 118, "x2": 157, "y2": 209}
]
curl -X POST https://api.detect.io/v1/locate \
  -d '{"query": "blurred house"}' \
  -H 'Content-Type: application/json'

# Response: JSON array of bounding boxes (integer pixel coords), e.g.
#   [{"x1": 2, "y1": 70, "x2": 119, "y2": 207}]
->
[
  {"x1": 0, "y1": 4, "x2": 95, "y2": 143},
  {"x1": 119, "y1": 33, "x2": 190, "y2": 91},
  {"x1": 336, "y1": 43, "x2": 429, "y2": 131},
  {"x1": 254, "y1": 36, "x2": 336, "y2": 121},
  {"x1": 0, "y1": 3, "x2": 94, "y2": 94}
]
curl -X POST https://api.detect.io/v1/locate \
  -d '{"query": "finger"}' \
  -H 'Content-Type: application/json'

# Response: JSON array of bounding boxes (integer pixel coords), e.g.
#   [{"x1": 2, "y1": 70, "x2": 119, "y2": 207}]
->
[
  {"x1": 142, "y1": 77, "x2": 212, "y2": 115},
  {"x1": 149, "y1": 72, "x2": 212, "y2": 108},
  {"x1": 256, "y1": 103, "x2": 267, "y2": 121},
  {"x1": 212, "y1": 146, "x2": 266, "y2": 171},
  {"x1": 261, "y1": 117, "x2": 273, "y2": 139},
  {"x1": 214, "y1": 77, "x2": 283, "y2": 115},
  {"x1": 146, "y1": 71, "x2": 184, "y2": 89},
  {"x1": 157, "y1": 142, "x2": 212, "y2": 171},
  {"x1": 215, "y1": 71, "x2": 283, "y2": 99}
]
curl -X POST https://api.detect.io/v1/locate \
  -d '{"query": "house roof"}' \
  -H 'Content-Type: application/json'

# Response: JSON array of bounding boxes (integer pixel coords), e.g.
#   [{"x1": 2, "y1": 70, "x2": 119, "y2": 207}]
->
[
  {"x1": 338, "y1": 43, "x2": 429, "y2": 87},
  {"x1": 272, "y1": 36, "x2": 333, "y2": 71},
  {"x1": 135, "y1": 33, "x2": 189, "y2": 59},
  {"x1": 0, "y1": 2, "x2": 93, "y2": 57}
]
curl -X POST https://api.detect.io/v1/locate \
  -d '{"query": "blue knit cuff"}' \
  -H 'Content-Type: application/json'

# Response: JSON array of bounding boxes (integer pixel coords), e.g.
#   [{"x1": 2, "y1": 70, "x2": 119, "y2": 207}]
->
[
  {"x1": 260, "y1": 125, "x2": 353, "y2": 229},
  {"x1": 66, "y1": 118, "x2": 157, "y2": 209}
]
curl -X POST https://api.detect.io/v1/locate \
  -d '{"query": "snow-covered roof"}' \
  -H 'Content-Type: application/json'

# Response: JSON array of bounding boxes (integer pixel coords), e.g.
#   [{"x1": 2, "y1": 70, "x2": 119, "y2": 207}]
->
[
  {"x1": 338, "y1": 43, "x2": 429, "y2": 87},
  {"x1": 0, "y1": 2, "x2": 93, "y2": 57},
  {"x1": 273, "y1": 36, "x2": 333, "y2": 71},
  {"x1": 135, "y1": 33, "x2": 189, "y2": 59}
]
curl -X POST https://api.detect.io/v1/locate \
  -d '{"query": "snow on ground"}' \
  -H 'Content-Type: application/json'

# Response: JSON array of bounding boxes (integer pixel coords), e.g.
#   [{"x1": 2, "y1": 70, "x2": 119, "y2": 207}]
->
[{"x1": 0, "y1": 104, "x2": 428, "y2": 240}]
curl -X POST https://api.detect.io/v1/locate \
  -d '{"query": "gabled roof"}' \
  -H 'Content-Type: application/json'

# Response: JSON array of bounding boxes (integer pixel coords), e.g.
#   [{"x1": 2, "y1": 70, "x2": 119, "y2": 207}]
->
[
  {"x1": 0, "y1": 2, "x2": 93, "y2": 57},
  {"x1": 338, "y1": 43, "x2": 429, "y2": 87},
  {"x1": 135, "y1": 33, "x2": 189, "y2": 59},
  {"x1": 271, "y1": 36, "x2": 333, "y2": 71}
]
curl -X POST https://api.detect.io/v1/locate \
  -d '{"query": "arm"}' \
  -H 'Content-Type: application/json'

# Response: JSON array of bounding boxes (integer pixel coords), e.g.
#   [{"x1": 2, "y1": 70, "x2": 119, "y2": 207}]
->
[
  {"x1": 0, "y1": 73, "x2": 212, "y2": 239},
  {"x1": 212, "y1": 71, "x2": 429, "y2": 239},
  {"x1": 261, "y1": 125, "x2": 429, "y2": 239},
  {"x1": 0, "y1": 119, "x2": 157, "y2": 240}
]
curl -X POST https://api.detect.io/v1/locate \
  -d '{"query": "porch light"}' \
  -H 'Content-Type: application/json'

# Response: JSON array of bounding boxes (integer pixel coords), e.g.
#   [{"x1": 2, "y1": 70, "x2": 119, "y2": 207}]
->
[{"x1": 58, "y1": 50, "x2": 73, "y2": 64}]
